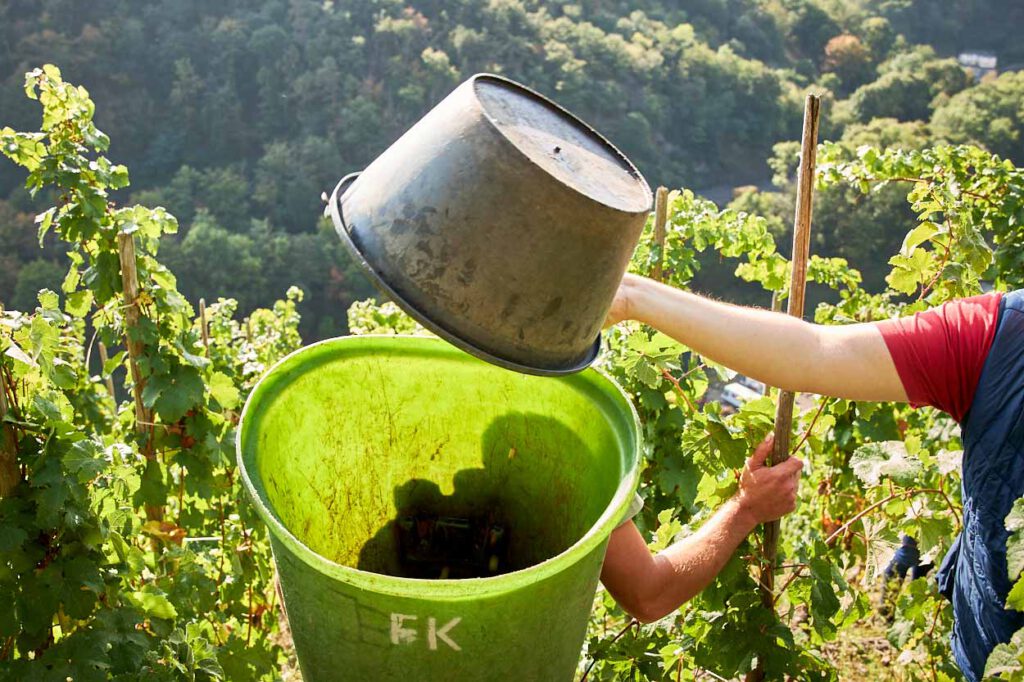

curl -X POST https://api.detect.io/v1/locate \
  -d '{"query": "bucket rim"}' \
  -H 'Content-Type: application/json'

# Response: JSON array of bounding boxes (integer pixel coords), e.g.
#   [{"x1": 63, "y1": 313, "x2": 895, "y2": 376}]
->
[
  {"x1": 327, "y1": 172, "x2": 603, "y2": 377},
  {"x1": 236, "y1": 334, "x2": 642, "y2": 599}
]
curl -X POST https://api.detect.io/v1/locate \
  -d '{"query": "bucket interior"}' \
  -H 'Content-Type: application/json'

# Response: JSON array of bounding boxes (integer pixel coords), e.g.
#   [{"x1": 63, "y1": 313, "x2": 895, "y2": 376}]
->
[{"x1": 241, "y1": 337, "x2": 636, "y2": 579}]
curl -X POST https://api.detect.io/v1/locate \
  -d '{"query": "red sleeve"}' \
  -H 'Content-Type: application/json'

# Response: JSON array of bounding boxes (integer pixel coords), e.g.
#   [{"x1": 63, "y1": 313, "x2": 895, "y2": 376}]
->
[{"x1": 877, "y1": 293, "x2": 1002, "y2": 422}]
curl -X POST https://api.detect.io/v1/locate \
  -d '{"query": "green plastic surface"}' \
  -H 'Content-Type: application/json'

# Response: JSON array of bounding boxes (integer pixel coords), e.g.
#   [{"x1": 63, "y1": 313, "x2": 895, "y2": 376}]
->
[{"x1": 238, "y1": 336, "x2": 640, "y2": 681}]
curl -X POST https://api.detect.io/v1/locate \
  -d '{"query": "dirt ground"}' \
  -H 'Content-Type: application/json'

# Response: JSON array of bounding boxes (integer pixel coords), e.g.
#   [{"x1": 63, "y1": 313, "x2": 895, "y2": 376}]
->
[{"x1": 823, "y1": 616, "x2": 902, "y2": 681}]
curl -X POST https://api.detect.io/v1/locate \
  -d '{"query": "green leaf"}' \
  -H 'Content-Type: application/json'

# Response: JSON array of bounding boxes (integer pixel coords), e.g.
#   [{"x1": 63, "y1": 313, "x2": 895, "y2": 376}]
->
[
  {"x1": 850, "y1": 441, "x2": 923, "y2": 486},
  {"x1": 51, "y1": 358, "x2": 78, "y2": 389},
  {"x1": 634, "y1": 361, "x2": 661, "y2": 389},
  {"x1": 35, "y1": 207, "x2": 55, "y2": 245},
  {"x1": 134, "y1": 585, "x2": 178, "y2": 620},
  {"x1": 65, "y1": 289, "x2": 93, "y2": 317},
  {"x1": 64, "y1": 440, "x2": 107, "y2": 482},
  {"x1": 909, "y1": 516, "x2": 954, "y2": 558},
  {"x1": 26, "y1": 312, "x2": 59, "y2": 376},
  {"x1": 103, "y1": 350, "x2": 126, "y2": 376},
  {"x1": 0, "y1": 526, "x2": 28, "y2": 553},
  {"x1": 37, "y1": 289, "x2": 60, "y2": 312},
  {"x1": 208, "y1": 372, "x2": 239, "y2": 410},
  {"x1": 886, "y1": 249, "x2": 932, "y2": 295},
  {"x1": 707, "y1": 420, "x2": 748, "y2": 469},
  {"x1": 135, "y1": 459, "x2": 167, "y2": 508},
  {"x1": 808, "y1": 557, "x2": 841, "y2": 639},
  {"x1": 143, "y1": 365, "x2": 204, "y2": 422},
  {"x1": 177, "y1": 342, "x2": 210, "y2": 369},
  {"x1": 901, "y1": 221, "x2": 940, "y2": 256},
  {"x1": 60, "y1": 556, "x2": 102, "y2": 619},
  {"x1": 32, "y1": 394, "x2": 63, "y2": 424},
  {"x1": 987, "y1": 626, "x2": 1024, "y2": 677},
  {"x1": 4, "y1": 342, "x2": 35, "y2": 368},
  {"x1": 1006, "y1": 498, "x2": 1024, "y2": 581},
  {"x1": 1008, "y1": 578, "x2": 1024, "y2": 612}
]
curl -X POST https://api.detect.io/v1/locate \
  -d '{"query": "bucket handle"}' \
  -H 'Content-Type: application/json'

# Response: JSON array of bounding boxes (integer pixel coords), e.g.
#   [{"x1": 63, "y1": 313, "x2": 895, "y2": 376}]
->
[{"x1": 324, "y1": 173, "x2": 360, "y2": 234}]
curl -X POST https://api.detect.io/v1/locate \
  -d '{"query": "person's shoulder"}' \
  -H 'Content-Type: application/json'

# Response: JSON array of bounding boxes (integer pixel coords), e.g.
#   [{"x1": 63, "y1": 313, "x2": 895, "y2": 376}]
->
[
  {"x1": 875, "y1": 291, "x2": 1004, "y2": 421},
  {"x1": 1001, "y1": 289, "x2": 1024, "y2": 312},
  {"x1": 878, "y1": 291, "x2": 1002, "y2": 338},
  {"x1": 942, "y1": 291, "x2": 1002, "y2": 321}
]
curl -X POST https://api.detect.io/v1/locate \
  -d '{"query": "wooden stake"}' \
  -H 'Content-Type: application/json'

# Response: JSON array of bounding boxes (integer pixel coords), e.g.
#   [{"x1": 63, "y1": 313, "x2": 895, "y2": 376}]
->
[
  {"x1": 651, "y1": 186, "x2": 669, "y2": 282},
  {"x1": 97, "y1": 341, "x2": 116, "y2": 402},
  {"x1": 199, "y1": 298, "x2": 210, "y2": 354},
  {"x1": 0, "y1": 363, "x2": 19, "y2": 497},
  {"x1": 117, "y1": 231, "x2": 161, "y2": 522},
  {"x1": 749, "y1": 93, "x2": 820, "y2": 682},
  {"x1": 0, "y1": 303, "x2": 18, "y2": 496},
  {"x1": 118, "y1": 232, "x2": 148, "y2": 427}
]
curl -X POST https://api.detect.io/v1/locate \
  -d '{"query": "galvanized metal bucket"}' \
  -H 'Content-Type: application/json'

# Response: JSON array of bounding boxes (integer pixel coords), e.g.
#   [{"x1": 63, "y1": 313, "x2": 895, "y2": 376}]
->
[{"x1": 327, "y1": 73, "x2": 651, "y2": 375}]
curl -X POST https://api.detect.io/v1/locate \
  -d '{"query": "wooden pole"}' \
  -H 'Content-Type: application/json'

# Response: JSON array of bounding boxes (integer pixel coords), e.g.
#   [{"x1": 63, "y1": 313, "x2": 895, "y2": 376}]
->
[
  {"x1": 0, "y1": 303, "x2": 18, "y2": 496},
  {"x1": 97, "y1": 341, "x2": 116, "y2": 402},
  {"x1": 651, "y1": 186, "x2": 669, "y2": 282},
  {"x1": 749, "y1": 93, "x2": 820, "y2": 682},
  {"x1": 0, "y1": 362, "x2": 19, "y2": 497},
  {"x1": 117, "y1": 232, "x2": 161, "y2": 521},
  {"x1": 199, "y1": 298, "x2": 210, "y2": 354},
  {"x1": 118, "y1": 232, "x2": 148, "y2": 427}
]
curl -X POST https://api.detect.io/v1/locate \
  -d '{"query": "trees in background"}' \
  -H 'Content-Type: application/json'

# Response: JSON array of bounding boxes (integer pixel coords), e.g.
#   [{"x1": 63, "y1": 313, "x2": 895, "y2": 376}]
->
[
  {"x1": 932, "y1": 71, "x2": 1024, "y2": 165},
  {"x1": 0, "y1": 0, "x2": 1020, "y2": 336}
]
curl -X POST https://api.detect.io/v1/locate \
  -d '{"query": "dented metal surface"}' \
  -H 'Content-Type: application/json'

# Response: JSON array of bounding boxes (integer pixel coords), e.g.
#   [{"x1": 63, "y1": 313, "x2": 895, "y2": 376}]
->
[{"x1": 327, "y1": 73, "x2": 651, "y2": 375}]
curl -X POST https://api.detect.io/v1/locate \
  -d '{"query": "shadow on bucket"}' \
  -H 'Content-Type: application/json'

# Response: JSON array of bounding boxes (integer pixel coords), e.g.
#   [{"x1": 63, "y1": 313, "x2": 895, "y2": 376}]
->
[{"x1": 356, "y1": 413, "x2": 595, "y2": 579}]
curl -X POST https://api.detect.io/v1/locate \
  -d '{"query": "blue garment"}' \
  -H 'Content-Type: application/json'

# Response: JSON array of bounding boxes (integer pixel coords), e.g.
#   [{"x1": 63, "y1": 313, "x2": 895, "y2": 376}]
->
[
  {"x1": 885, "y1": 535, "x2": 933, "y2": 581},
  {"x1": 936, "y1": 289, "x2": 1024, "y2": 681}
]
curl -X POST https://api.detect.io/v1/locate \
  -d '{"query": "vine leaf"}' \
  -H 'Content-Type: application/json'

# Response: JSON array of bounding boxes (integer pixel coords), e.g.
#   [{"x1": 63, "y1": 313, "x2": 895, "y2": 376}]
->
[
  {"x1": 1005, "y1": 499, "x2": 1024, "y2": 610},
  {"x1": 133, "y1": 585, "x2": 178, "y2": 620},
  {"x1": 1008, "y1": 501, "x2": 1024, "y2": 570},
  {"x1": 142, "y1": 365, "x2": 204, "y2": 422},
  {"x1": 64, "y1": 440, "x2": 106, "y2": 482},
  {"x1": 850, "y1": 441, "x2": 922, "y2": 486},
  {"x1": 935, "y1": 448, "x2": 963, "y2": 476},
  {"x1": 208, "y1": 371, "x2": 240, "y2": 410},
  {"x1": 985, "y1": 626, "x2": 1024, "y2": 678}
]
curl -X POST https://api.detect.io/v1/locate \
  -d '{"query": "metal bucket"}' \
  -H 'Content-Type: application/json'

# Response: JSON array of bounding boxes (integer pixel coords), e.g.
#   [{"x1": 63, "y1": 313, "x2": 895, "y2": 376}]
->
[{"x1": 327, "y1": 73, "x2": 651, "y2": 376}]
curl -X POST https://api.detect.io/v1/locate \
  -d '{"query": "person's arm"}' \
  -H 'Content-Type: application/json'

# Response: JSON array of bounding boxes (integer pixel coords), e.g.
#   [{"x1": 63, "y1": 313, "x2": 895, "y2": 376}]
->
[
  {"x1": 600, "y1": 437, "x2": 802, "y2": 623},
  {"x1": 607, "y1": 274, "x2": 907, "y2": 403}
]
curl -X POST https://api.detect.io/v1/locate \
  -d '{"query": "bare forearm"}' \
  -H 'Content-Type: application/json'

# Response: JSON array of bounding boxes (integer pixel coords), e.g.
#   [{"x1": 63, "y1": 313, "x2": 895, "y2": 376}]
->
[
  {"x1": 602, "y1": 499, "x2": 757, "y2": 623},
  {"x1": 644, "y1": 499, "x2": 757, "y2": 619},
  {"x1": 622, "y1": 275, "x2": 907, "y2": 402}
]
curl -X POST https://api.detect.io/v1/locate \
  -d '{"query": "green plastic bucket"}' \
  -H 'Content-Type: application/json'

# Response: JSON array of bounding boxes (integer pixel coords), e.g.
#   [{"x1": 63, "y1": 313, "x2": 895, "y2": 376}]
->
[{"x1": 237, "y1": 336, "x2": 641, "y2": 681}]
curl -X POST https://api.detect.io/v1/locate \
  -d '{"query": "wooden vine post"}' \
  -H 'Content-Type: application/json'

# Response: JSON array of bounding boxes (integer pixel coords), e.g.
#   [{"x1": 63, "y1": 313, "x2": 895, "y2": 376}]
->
[
  {"x1": 749, "y1": 93, "x2": 820, "y2": 682},
  {"x1": 117, "y1": 231, "x2": 161, "y2": 520},
  {"x1": 0, "y1": 351, "x2": 19, "y2": 497},
  {"x1": 199, "y1": 298, "x2": 210, "y2": 354},
  {"x1": 651, "y1": 186, "x2": 669, "y2": 281}
]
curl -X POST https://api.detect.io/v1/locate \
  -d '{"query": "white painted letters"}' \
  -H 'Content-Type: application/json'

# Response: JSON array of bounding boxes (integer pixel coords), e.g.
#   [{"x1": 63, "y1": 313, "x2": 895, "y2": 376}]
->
[
  {"x1": 390, "y1": 613, "x2": 418, "y2": 645},
  {"x1": 389, "y1": 612, "x2": 461, "y2": 651},
  {"x1": 428, "y1": 616, "x2": 461, "y2": 651}
]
